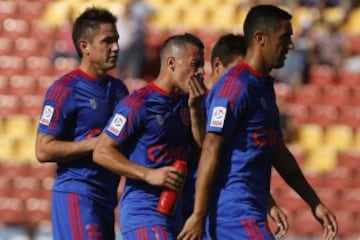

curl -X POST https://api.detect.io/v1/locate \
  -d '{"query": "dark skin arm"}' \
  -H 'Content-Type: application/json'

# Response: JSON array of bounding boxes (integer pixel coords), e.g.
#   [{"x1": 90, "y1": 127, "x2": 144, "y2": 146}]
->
[
  {"x1": 268, "y1": 194, "x2": 288, "y2": 238},
  {"x1": 178, "y1": 132, "x2": 224, "y2": 240},
  {"x1": 273, "y1": 141, "x2": 338, "y2": 240}
]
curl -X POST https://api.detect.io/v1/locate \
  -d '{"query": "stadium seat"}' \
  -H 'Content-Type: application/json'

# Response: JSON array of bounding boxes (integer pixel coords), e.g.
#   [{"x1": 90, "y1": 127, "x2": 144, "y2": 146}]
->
[
  {"x1": 297, "y1": 123, "x2": 324, "y2": 151},
  {"x1": 293, "y1": 84, "x2": 322, "y2": 106},
  {"x1": 291, "y1": 211, "x2": 322, "y2": 236},
  {"x1": 0, "y1": 176, "x2": 12, "y2": 198},
  {"x1": 305, "y1": 145, "x2": 338, "y2": 173},
  {"x1": 308, "y1": 64, "x2": 337, "y2": 86},
  {"x1": 284, "y1": 103, "x2": 309, "y2": 125},
  {"x1": 0, "y1": 37, "x2": 14, "y2": 55},
  {"x1": 340, "y1": 189, "x2": 360, "y2": 215},
  {"x1": 322, "y1": 167, "x2": 353, "y2": 192},
  {"x1": 40, "y1": 0, "x2": 72, "y2": 27},
  {"x1": 0, "y1": 94, "x2": 21, "y2": 116},
  {"x1": 291, "y1": 6, "x2": 320, "y2": 33},
  {"x1": 316, "y1": 187, "x2": 340, "y2": 210},
  {"x1": 323, "y1": 124, "x2": 354, "y2": 151},
  {"x1": 0, "y1": 75, "x2": 9, "y2": 94},
  {"x1": 0, "y1": 137, "x2": 17, "y2": 162},
  {"x1": 8, "y1": 74, "x2": 38, "y2": 96},
  {"x1": 0, "y1": 55, "x2": 25, "y2": 77},
  {"x1": 25, "y1": 56, "x2": 53, "y2": 77},
  {"x1": 0, "y1": 197, "x2": 25, "y2": 225},
  {"x1": 343, "y1": 7, "x2": 360, "y2": 34},
  {"x1": 182, "y1": 5, "x2": 210, "y2": 30},
  {"x1": 322, "y1": 6, "x2": 346, "y2": 26},
  {"x1": 1, "y1": 17, "x2": 30, "y2": 38},
  {"x1": 308, "y1": 104, "x2": 338, "y2": 127},
  {"x1": 16, "y1": 137, "x2": 37, "y2": 163},
  {"x1": 24, "y1": 198, "x2": 51, "y2": 228},
  {"x1": 351, "y1": 85, "x2": 360, "y2": 105},
  {"x1": 21, "y1": 94, "x2": 44, "y2": 118},
  {"x1": 338, "y1": 105, "x2": 360, "y2": 128},
  {"x1": 12, "y1": 176, "x2": 41, "y2": 201},
  {"x1": 338, "y1": 150, "x2": 360, "y2": 170},
  {"x1": 2, "y1": 114, "x2": 34, "y2": 140},
  {"x1": 321, "y1": 85, "x2": 351, "y2": 107},
  {"x1": 209, "y1": 5, "x2": 237, "y2": 31}
]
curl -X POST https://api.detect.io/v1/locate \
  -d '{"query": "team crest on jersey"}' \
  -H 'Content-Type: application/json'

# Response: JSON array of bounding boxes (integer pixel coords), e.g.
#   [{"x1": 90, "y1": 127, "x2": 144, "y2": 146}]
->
[
  {"x1": 210, "y1": 106, "x2": 226, "y2": 128},
  {"x1": 89, "y1": 98, "x2": 98, "y2": 110},
  {"x1": 39, "y1": 105, "x2": 54, "y2": 126},
  {"x1": 156, "y1": 114, "x2": 164, "y2": 125},
  {"x1": 180, "y1": 108, "x2": 190, "y2": 125},
  {"x1": 108, "y1": 114, "x2": 126, "y2": 136}
]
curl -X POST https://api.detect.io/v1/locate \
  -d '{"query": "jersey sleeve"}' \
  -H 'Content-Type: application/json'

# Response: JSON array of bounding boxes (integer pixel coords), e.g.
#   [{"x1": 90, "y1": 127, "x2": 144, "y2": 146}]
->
[
  {"x1": 104, "y1": 98, "x2": 144, "y2": 145},
  {"x1": 205, "y1": 85, "x2": 248, "y2": 138},
  {"x1": 38, "y1": 81, "x2": 75, "y2": 137}
]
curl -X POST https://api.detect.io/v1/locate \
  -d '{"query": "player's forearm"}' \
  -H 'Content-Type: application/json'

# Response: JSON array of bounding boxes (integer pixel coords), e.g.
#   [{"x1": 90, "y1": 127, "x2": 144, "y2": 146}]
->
[
  {"x1": 193, "y1": 133, "x2": 222, "y2": 217},
  {"x1": 93, "y1": 143, "x2": 147, "y2": 180},
  {"x1": 189, "y1": 108, "x2": 206, "y2": 147},
  {"x1": 36, "y1": 133, "x2": 95, "y2": 163},
  {"x1": 275, "y1": 144, "x2": 321, "y2": 210}
]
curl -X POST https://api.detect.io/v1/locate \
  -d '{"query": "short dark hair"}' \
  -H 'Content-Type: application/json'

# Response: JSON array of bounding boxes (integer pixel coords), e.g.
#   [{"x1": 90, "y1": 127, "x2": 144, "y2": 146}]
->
[
  {"x1": 210, "y1": 34, "x2": 246, "y2": 69},
  {"x1": 243, "y1": 5, "x2": 292, "y2": 47},
  {"x1": 72, "y1": 7, "x2": 117, "y2": 58},
  {"x1": 159, "y1": 33, "x2": 204, "y2": 63}
]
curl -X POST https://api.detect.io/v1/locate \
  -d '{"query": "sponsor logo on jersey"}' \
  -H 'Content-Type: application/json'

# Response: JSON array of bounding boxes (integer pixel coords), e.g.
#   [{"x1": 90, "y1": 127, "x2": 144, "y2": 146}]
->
[
  {"x1": 108, "y1": 114, "x2": 126, "y2": 136},
  {"x1": 39, "y1": 105, "x2": 54, "y2": 126},
  {"x1": 89, "y1": 98, "x2": 98, "y2": 110},
  {"x1": 210, "y1": 106, "x2": 226, "y2": 128}
]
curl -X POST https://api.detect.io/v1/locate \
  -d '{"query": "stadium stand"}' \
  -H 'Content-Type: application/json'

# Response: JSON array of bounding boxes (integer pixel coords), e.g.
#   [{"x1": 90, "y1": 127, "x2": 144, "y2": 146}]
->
[{"x1": 0, "y1": 0, "x2": 359, "y2": 239}]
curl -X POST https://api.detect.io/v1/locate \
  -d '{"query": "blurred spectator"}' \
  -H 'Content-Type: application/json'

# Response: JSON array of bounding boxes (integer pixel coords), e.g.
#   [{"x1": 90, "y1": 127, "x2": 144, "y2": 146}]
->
[{"x1": 116, "y1": 0, "x2": 155, "y2": 80}]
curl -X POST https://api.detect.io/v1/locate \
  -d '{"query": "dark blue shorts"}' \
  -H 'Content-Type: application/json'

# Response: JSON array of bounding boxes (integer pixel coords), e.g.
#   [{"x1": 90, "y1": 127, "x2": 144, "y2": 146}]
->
[{"x1": 52, "y1": 191, "x2": 115, "y2": 240}]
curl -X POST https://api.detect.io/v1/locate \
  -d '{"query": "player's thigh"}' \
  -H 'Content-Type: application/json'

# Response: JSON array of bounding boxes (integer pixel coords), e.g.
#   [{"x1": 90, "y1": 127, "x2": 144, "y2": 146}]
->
[
  {"x1": 122, "y1": 225, "x2": 176, "y2": 240},
  {"x1": 52, "y1": 191, "x2": 115, "y2": 240},
  {"x1": 205, "y1": 218, "x2": 275, "y2": 240}
]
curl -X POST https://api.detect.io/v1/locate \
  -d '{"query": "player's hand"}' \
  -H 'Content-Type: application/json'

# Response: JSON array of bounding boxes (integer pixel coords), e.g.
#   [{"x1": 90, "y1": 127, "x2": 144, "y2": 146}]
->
[
  {"x1": 144, "y1": 166, "x2": 185, "y2": 191},
  {"x1": 268, "y1": 205, "x2": 288, "y2": 239},
  {"x1": 313, "y1": 203, "x2": 338, "y2": 240},
  {"x1": 177, "y1": 213, "x2": 205, "y2": 240},
  {"x1": 87, "y1": 136, "x2": 101, "y2": 150},
  {"x1": 188, "y1": 74, "x2": 206, "y2": 109}
]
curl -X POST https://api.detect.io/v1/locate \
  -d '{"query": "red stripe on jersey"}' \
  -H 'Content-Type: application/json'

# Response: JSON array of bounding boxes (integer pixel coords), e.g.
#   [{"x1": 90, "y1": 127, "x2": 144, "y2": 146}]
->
[
  {"x1": 159, "y1": 226, "x2": 168, "y2": 240},
  {"x1": 241, "y1": 219, "x2": 265, "y2": 240},
  {"x1": 48, "y1": 71, "x2": 77, "y2": 100},
  {"x1": 152, "y1": 227, "x2": 161, "y2": 240},
  {"x1": 218, "y1": 64, "x2": 244, "y2": 98},
  {"x1": 50, "y1": 87, "x2": 72, "y2": 130},
  {"x1": 68, "y1": 193, "x2": 85, "y2": 240}
]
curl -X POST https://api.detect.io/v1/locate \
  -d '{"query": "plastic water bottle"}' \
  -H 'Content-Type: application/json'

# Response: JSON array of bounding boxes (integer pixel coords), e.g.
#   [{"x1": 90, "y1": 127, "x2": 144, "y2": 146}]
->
[{"x1": 157, "y1": 159, "x2": 187, "y2": 215}]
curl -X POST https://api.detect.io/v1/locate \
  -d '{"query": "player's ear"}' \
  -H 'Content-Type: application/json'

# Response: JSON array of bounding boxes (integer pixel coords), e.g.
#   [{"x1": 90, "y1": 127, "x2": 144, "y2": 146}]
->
[
  {"x1": 213, "y1": 58, "x2": 221, "y2": 74},
  {"x1": 167, "y1": 56, "x2": 175, "y2": 71},
  {"x1": 254, "y1": 31, "x2": 266, "y2": 47},
  {"x1": 79, "y1": 40, "x2": 90, "y2": 55}
]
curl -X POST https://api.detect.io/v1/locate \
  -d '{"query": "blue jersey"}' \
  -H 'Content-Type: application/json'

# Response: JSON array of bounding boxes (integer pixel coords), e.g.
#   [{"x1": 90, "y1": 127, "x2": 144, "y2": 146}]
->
[
  {"x1": 38, "y1": 68, "x2": 128, "y2": 209},
  {"x1": 205, "y1": 62, "x2": 283, "y2": 224},
  {"x1": 104, "y1": 82, "x2": 192, "y2": 234}
]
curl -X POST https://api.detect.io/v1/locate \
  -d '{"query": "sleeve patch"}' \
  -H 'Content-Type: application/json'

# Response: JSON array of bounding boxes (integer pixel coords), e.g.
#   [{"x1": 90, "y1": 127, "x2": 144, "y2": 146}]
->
[
  {"x1": 39, "y1": 105, "x2": 54, "y2": 126},
  {"x1": 107, "y1": 114, "x2": 127, "y2": 136},
  {"x1": 210, "y1": 106, "x2": 227, "y2": 128}
]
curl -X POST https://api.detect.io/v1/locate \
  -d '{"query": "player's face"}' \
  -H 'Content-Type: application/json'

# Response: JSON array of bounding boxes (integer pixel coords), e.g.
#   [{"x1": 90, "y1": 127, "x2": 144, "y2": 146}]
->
[
  {"x1": 174, "y1": 43, "x2": 204, "y2": 93},
  {"x1": 266, "y1": 20, "x2": 294, "y2": 69},
  {"x1": 87, "y1": 23, "x2": 119, "y2": 72}
]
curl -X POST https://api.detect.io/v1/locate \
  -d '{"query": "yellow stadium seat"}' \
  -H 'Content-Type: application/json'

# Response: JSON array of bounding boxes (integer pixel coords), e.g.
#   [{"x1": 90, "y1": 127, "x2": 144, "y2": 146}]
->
[
  {"x1": 352, "y1": 128, "x2": 360, "y2": 151},
  {"x1": 0, "y1": 137, "x2": 17, "y2": 162},
  {"x1": 41, "y1": 0, "x2": 72, "y2": 27},
  {"x1": 16, "y1": 137, "x2": 37, "y2": 164},
  {"x1": 322, "y1": 7, "x2": 346, "y2": 26},
  {"x1": 291, "y1": 6, "x2": 320, "y2": 32},
  {"x1": 324, "y1": 124, "x2": 354, "y2": 151},
  {"x1": 210, "y1": 5, "x2": 237, "y2": 31},
  {"x1": 149, "y1": 5, "x2": 183, "y2": 30},
  {"x1": 297, "y1": 124, "x2": 324, "y2": 151},
  {"x1": 3, "y1": 115, "x2": 34, "y2": 140},
  {"x1": 305, "y1": 145, "x2": 338, "y2": 173},
  {"x1": 343, "y1": 7, "x2": 360, "y2": 34},
  {"x1": 182, "y1": 5, "x2": 210, "y2": 30}
]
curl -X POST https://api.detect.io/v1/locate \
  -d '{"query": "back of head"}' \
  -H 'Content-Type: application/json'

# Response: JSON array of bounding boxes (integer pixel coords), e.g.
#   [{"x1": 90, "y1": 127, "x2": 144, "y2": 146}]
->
[
  {"x1": 159, "y1": 33, "x2": 204, "y2": 66},
  {"x1": 211, "y1": 34, "x2": 246, "y2": 70},
  {"x1": 72, "y1": 7, "x2": 117, "y2": 58},
  {"x1": 243, "y1": 5, "x2": 292, "y2": 48}
]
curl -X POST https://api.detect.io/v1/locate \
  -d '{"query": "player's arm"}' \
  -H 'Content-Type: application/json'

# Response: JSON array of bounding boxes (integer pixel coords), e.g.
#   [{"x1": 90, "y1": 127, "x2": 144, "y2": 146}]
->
[
  {"x1": 93, "y1": 133, "x2": 184, "y2": 191},
  {"x1": 273, "y1": 141, "x2": 338, "y2": 239},
  {"x1": 188, "y1": 75, "x2": 206, "y2": 147},
  {"x1": 177, "y1": 132, "x2": 224, "y2": 240},
  {"x1": 268, "y1": 194, "x2": 288, "y2": 238},
  {"x1": 35, "y1": 132, "x2": 98, "y2": 164}
]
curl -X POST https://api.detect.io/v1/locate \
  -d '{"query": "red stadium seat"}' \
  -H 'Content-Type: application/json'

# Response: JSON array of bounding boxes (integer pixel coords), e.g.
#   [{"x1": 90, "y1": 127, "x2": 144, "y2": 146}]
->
[
  {"x1": 337, "y1": 150, "x2": 360, "y2": 170},
  {"x1": 308, "y1": 64, "x2": 337, "y2": 86},
  {"x1": 321, "y1": 85, "x2": 351, "y2": 107},
  {"x1": 12, "y1": 176, "x2": 41, "y2": 201},
  {"x1": 335, "y1": 210, "x2": 356, "y2": 238},
  {"x1": 322, "y1": 167, "x2": 353, "y2": 192},
  {"x1": 1, "y1": 17, "x2": 30, "y2": 38},
  {"x1": 8, "y1": 74, "x2": 38, "y2": 96},
  {"x1": 283, "y1": 103, "x2": 310, "y2": 125},
  {"x1": 337, "y1": 68, "x2": 360, "y2": 87},
  {"x1": 0, "y1": 75, "x2": 9, "y2": 94},
  {"x1": 293, "y1": 84, "x2": 322, "y2": 106},
  {"x1": 24, "y1": 198, "x2": 51, "y2": 228},
  {"x1": 338, "y1": 105, "x2": 360, "y2": 128},
  {"x1": 0, "y1": 37, "x2": 14, "y2": 55},
  {"x1": 308, "y1": 104, "x2": 338, "y2": 127},
  {"x1": 340, "y1": 189, "x2": 360, "y2": 215},
  {"x1": 0, "y1": 197, "x2": 25, "y2": 225},
  {"x1": 291, "y1": 211, "x2": 322, "y2": 236}
]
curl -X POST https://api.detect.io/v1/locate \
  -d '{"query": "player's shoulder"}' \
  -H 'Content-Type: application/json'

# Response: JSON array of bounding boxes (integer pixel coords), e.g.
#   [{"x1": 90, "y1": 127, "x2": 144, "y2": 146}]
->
[
  {"x1": 50, "y1": 70, "x2": 80, "y2": 90},
  {"x1": 119, "y1": 84, "x2": 152, "y2": 109}
]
